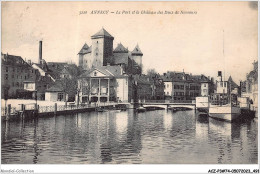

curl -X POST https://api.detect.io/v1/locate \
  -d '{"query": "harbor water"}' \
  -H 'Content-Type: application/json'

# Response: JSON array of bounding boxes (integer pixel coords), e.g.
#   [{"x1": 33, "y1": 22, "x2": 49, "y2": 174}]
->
[{"x1": 1, "y1": 109, "x2": 258, "y2": 164}]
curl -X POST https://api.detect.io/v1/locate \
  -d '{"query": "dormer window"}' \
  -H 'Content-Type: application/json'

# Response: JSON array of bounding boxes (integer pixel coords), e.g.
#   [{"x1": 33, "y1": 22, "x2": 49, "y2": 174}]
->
[{"x1": 94, "y1": 72, "x2": 97, "y2": 76}]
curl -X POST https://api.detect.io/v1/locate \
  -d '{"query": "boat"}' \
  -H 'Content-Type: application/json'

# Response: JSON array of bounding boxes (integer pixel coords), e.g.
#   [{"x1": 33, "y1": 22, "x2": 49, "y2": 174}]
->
[
  {"x1": 195, "y1": 96, "x2": 209, "y2": 113},
  {"x1": 238, "y1": 97, "x2": 256, "y2": 119},
  {"x1": 208, "y1": 93, "x2": 240, "y2": 122},
  {"x1": 96, "y1": 107, "x2": 107, "y2": 112},
  {"x1": 136, "y1": 106, "x2": 146, "y2": 112}
]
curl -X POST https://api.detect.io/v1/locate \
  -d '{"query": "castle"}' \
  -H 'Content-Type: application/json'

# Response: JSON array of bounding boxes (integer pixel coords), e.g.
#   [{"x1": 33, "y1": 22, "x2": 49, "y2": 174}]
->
[{"x1": 78, "y1": 28, "x2": 143, "y2": 75}]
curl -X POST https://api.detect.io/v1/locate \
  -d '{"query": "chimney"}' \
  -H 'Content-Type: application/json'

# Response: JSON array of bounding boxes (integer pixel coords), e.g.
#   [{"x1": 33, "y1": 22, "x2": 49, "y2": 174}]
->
[
  {"x1": 217, "y1": 71, "x2": 222, "y2": 82},
  {"x1": 39, "y1": 41, "x2": 42, "y2": 64}
]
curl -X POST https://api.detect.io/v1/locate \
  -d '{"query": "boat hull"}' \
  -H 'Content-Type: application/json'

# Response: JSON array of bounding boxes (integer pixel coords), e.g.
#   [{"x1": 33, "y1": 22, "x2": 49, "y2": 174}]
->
[{"x1": 208, "y1": 105, "x2": 240, "y2": 122}]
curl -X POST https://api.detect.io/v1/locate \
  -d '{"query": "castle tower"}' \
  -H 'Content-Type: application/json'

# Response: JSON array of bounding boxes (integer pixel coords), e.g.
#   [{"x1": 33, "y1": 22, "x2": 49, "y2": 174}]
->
[
  {"x1": 91, "y1": 28, "x2": 114, "y2": 67},
  {"x1": 131, "y1": 44, "x2": 143, "y2": 74},
  {"x1": 78, "y1": 43, "x2": 89, "y2": 68}
]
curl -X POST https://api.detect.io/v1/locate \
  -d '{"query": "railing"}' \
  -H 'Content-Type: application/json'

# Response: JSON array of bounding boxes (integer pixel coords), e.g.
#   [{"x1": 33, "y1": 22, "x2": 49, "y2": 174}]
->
[
  {"x1": 144, "y1": 100, "x2": 193, "y2": 104},
  {"x1": 39, "y1": 105, "x2": 56, "y2": 113},
  {"x1": 1, "y1": 107, "x2": 17, "y2": 116},
  {"x1": 37, "y1": 102, "x2": 119, "y2": 113}
]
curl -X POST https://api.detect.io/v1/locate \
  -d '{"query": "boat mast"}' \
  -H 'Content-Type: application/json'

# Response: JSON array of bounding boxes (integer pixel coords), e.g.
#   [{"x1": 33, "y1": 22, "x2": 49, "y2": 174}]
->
[{"x1": 223, "y1": 30, "x2": 225, "y2": 82}]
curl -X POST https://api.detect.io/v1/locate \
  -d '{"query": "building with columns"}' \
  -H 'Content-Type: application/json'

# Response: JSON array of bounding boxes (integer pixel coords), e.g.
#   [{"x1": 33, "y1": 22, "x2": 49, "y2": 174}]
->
[{"x1": 77, "y1": 65, "x2": 131, "y2": 103}]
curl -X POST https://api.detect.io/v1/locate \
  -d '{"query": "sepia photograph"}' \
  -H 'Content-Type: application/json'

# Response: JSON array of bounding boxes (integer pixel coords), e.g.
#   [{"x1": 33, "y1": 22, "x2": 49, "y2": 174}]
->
[{"x1": 1, "y1": 1, "x2": 259, "y2": 173}]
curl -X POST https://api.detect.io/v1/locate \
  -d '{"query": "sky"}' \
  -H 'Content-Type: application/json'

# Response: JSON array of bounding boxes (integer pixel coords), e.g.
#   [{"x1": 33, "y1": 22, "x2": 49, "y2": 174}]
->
[{"x1": 2, "y1": 1, "x2": 258, "y2": 83}]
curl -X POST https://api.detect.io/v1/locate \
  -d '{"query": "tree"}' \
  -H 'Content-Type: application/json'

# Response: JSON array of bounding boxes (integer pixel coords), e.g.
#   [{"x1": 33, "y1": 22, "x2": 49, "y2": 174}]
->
[{"x1": 146, "y1": 68, "x2": 157, "y2": 78}]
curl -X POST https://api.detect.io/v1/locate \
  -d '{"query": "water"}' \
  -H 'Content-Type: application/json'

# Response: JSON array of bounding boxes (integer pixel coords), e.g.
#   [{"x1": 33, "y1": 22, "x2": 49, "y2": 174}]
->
[{"x1": 1, "y1": 109, "x2": 258, "y2": 164}]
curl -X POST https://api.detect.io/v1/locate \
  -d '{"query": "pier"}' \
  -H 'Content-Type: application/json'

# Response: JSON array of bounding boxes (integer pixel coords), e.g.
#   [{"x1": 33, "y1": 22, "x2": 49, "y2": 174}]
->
[{"x1": 1, "y1": 102, "x2": 129, "y2": 121}]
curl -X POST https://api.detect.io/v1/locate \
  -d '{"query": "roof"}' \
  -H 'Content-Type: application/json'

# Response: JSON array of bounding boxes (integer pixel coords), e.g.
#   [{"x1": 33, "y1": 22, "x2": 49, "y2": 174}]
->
[
  {"x1": 80, "y1": 65, "x2": 125, "y2": 78},
  {"x1": 46, "y1": 82, "x2": 64, "y2": 92},
  {"x1": 228, "y1": 76, "x2": 239, "y2": 88},
  {"x1": 78, "y1": 44, "x2": 92, "y2": 55},
  {"x1": 114, "y1": 43, "x2": 128, "y2": 53},
  {"x1": 35, "y1": 59, "x2": 52, "y2": 73},
  {"x1": 131, "y1": 44, "x2": 143, "y2": 56},
  {"x1": 191, "y1": 74, "x2": 211, "y2": 82},
  {"x1": 133, "y1": 75, "x2": 152, "y2": 85},
  {"x1": 113, "y1": 52, "x2": 129, "y2": 65},
  {"x1": 1, "y1": 53, "x2": 31, "y2": 68},
  {"x1": 91, "y1": 28, "x2": 114, "y2": 39},
  {"x1": 78, "y1": 43, "x2": 89, "y2": 54},
  {"x1": 47, "y1": 62, "x2": 80, "y2": 80}
]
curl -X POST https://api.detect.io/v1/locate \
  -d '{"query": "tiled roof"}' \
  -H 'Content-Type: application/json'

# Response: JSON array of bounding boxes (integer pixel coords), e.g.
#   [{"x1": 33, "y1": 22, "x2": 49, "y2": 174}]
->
[
  {"x1": 46, "y1": 81, "x2": 64, "y2": 92},
  {"x1": 1, "y1": 53, "x2": 30, "y2": 68},
  {"x1": 228, "y1": 76, "x2": 239, "y2": 88},
  {"x1": 113, "y1": 52, "x2": 129, "y2": 65},
  {"x1": 48, "y1": 62, "x2": 80, "y2": 80},
  {"x1": 133, "y1": 75, "x2": 152, "y2": 85},
  {"x1": 131, "y1": 44, "x2": 143, "y2": 56},
  {"x1": 78, "y1": 43, "x2": 89, "y2": 54},
  {"x1": 114, "y1": 43, "x2": 128, "y2": 53},
  {"x1": 91, "y1": 28, "x2": 114, "y2": 38},
  {"x1": 35, "y1": 59, "x2": 51, "y2": 73},
  {"x1": 80, "y1": 65, "x2": 124, "y2": 78}
]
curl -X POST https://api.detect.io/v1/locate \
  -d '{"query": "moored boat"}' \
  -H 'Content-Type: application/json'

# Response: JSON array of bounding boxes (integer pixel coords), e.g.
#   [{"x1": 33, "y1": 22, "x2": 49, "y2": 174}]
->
[
  {"x1": 208, "y1": 93, "x2": 240, "y2": 122},
  {"x1": 136, "y1": 106, "x2": 146, "y2": 112}
]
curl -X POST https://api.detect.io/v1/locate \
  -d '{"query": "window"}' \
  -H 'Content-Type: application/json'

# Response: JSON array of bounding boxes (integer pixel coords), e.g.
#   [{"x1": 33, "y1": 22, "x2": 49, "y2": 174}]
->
[
  {"x1": 94, "y1": 72, "x2": 97, "y2": 76},
  {"x1": 224, "y1": 82, "x2": 226, "y2": 87},
  {"x1": 31, "y1": 70, "x2": 34, "y2": 73},
  {"x1": 167, "y1": 84, "x2": 169, "y2": 88},
  {"x1": 167, "y1": 92, "x2": 169, "y2": 95},
  {"x1": 96, "y1": 53, "x2": 98, "y2": 56},
  {"x1": 204, "y1": 84, "x2": 206, "y2": 87},
  {"x1": 97, "y1": 41, "x2": 98, "y2": 43},
  {"x1": 58, "y1": 93, "x2": 64, "y2": 101},
  {"x1": 220, "y1": 82, "x2": 223, "y2": 87},
  {"x1": 5, "y1": 74, "x2": 8, "y2": 80},
  {"x1": 6, "y1": 67, "x2": 8, "y2": 72}
]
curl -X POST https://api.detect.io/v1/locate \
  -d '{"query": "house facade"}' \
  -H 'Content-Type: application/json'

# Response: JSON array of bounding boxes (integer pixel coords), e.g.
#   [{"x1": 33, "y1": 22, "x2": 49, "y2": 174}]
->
[
  {"x1": 1, "y1": 53, "x2": 41, "y2": 99},
  {"x1": 77, "y1": 66, "x2": 130, "y2": 103}
]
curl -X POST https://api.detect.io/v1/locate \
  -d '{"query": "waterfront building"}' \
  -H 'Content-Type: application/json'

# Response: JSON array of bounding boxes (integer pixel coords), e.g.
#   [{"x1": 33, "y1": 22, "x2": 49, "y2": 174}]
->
[
  {"x1": 1, "y1": 53, "x2": 41, "y2": 99},
  {"x1": 148, "y1": 74, "x2": 164, "y2": 100},
  {"x1": 78, "y1": 28, "x2": 143, "y2": 75},
  {"x1": 161, "y1": 71, "x2": 214, "y2": 102},
  {"x1": 47, "y1": 62, "x2": 82, "y2": 80},
  {"x1": 191, "y1": 74, "x2": 214, "y2": 97},
  {"x1": 241, "y1": 61, "x2": 258, "y2": 111},
  {"x1": 45, "y1": 81, "x2": 67, "y2": 102},
  {"x1": 77, "y1": 65, "x2": 130, "y2": 103},
  {"x1": 161, "y1": 73, "x2": 173, "y2": 100},
  {"x1": 132, "y1": 74, "x2": 153, "y2": 101}
]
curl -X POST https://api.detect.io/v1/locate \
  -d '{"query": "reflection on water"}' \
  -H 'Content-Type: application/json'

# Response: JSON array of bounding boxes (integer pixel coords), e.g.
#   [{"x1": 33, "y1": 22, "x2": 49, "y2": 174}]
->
[{"x1": 1, "y1": 109, "x2": 258, "y2": 164}]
